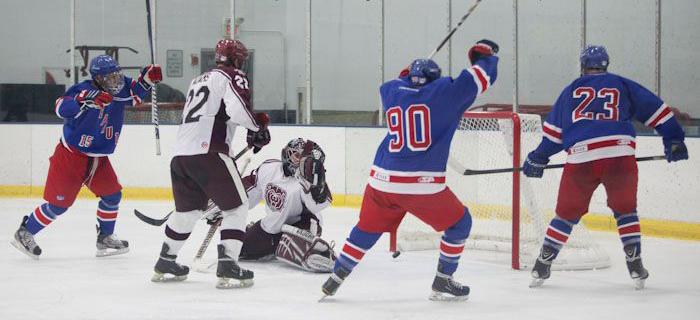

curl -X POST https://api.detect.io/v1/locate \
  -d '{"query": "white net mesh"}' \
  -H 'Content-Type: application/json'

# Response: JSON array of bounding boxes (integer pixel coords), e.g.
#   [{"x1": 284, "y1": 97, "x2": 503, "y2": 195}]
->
[{"x1": 396, "y1": 112, "x2": 611, "y2": 270}]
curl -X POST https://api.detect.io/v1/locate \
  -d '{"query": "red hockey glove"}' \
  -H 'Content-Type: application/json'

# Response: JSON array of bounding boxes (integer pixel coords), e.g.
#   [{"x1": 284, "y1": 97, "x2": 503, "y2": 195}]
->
[
  {"x1": 468, "y1": 39, "x2": 499, "y2": 65},
  {"x1": 139, "y1": 64, "x2": 162, "y2": 86},
  {"x1": 75, "y1": 89, "x2": 112, "y2": 110},
  {"x1": 399, "y1": 67, "x2": 409, "y2": 78}
]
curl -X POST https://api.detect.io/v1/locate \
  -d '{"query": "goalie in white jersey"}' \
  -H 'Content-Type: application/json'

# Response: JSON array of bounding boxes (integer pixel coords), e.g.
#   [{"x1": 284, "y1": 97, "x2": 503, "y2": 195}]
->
[
  {"x1": 238, "y1": 138, "x2": 335, "y2": 272},
  {"x1": 151, "y1": 39, "x2": 271, "y2": 289}
]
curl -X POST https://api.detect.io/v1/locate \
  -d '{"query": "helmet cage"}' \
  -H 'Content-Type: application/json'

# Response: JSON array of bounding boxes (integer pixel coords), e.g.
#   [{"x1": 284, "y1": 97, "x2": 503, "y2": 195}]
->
[{"x1": 95, "y1": 71, "x2": 125, "y2": 95}]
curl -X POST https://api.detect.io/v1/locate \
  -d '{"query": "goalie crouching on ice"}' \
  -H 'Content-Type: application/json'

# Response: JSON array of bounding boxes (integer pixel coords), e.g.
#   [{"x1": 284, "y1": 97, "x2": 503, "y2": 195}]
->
[{"x1": 204, "y1": 138, "x2": 336, "y2": 272}]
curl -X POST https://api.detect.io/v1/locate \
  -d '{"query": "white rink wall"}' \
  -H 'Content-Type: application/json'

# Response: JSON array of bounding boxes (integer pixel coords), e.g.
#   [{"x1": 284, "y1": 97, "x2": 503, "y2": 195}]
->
[{"x1": 0, "y1": 124, "x2": 698, "y2": 223}]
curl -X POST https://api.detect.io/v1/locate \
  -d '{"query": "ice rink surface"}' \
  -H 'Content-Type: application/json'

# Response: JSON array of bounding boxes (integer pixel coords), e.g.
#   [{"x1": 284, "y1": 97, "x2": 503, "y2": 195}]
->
[{"x1": 0, "y1": 198, "x2": 698, "y2": 320}]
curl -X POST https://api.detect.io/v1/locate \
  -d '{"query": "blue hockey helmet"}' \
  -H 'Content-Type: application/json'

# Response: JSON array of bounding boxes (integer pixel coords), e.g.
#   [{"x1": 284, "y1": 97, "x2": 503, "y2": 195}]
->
[
  {"x1": 580, "y1": 45, "x2": 609, "y2": 71},
  {"x1": 408, "y1": 59, "x2": 441, "y2": 86},
  {"x1": 89, "y1": 55, "x2": 124, "y2": 95}
]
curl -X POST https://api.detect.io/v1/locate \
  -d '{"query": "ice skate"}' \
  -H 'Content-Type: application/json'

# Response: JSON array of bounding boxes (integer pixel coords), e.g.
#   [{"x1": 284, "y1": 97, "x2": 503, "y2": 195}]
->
[
  {"x1": 152, "y1": 243, "x2": 189, "y2": 282},
  {"x1": 10, "y1": 216, "x2": 41, "y2": 259},
  {"x1": 624, "y1": 244, "x2": 649, "y2": 290},
  {"x1": 96, "y1": 228, "x2": 129, "y2": 257},
  {"x1": 215, "y1": 244, "x2": 254, "y2": 289},
  {"x1": 529, "y1": 246, "x2": 555, "y2": 288},
  {"x1": 429, "y1": 272, "x2": 470, "y2": 301},
  {"x1": 320, "y1": 265, "x2": 350, "y2": 301}
]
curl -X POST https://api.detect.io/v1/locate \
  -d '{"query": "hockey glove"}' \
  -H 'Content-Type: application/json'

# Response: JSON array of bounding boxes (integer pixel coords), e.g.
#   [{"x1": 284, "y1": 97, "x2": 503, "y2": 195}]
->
[
  {"x1": 299, "y1": 156, "x2": 329, "y2": 203},
  {"x1": 76, "y1": 89, "x2": 112, "y2": 110},
  {"x1": 246, "y1": 112, "x2": 271, "y2": 154},
  {"x1": 663, "y1": 139, "x2": 689, "y2": 162},
  {"x1": 522, "y1": 152, "x2": 550, "y2": 178},
  {"x1": 468, "y1": 39, "x2": 499, "y2": 65},
  {"x1": 139, "y1": 64, "x2": 162, "y2": 87}
]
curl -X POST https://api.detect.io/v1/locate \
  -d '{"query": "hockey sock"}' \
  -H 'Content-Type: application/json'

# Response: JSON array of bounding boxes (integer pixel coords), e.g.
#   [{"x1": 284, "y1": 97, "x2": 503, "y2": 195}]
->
[
  {"x1": 541, "y1": 215, "x2": 580, "y2": 261},
  {"x1": 164, "y1": 210, "x2": 201, "y2": 256},
  {"x1": 219, "y1": 204, "x2": 248, "y2": 260},
  {"x1": 25, "y1": 203, "x2": 68, "y2": 235},
  {"x1": 96, "y1": 191, "x2": 121, "y2": 235},
  {"x1": 335, "y1": 226, "x2": 381, "y2": 274},
  {"x1": 437, "y1": 209, "x2": 472, "y2": 276},
  {"x1": 615, "y1": 212, "x2": 641, "y2": 256}
]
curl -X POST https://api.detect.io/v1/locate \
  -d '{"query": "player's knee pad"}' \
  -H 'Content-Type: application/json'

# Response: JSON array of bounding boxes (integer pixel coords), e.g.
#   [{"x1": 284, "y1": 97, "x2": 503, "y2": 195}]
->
[
  {"x1": 554, "y1": 214, "x2": 581, "y2": 225},
  {"x1": 220, "y1": 203, "x2": 248, "y2": 230},
  {"x1": 444, "y1": 208, "x2": 472, "y2": 241},
  {"x1": 44, "y1": 203, "x2": 68, "y2": 216},
  {"x1": 348, "y1": 225, "x2": 382, "y2": 249},
  {"x1": 165, "y1": 210, "x2": 201, "y2": 235},
  {"x1": 100, "y1": 191, "x2": 122, "y2": 206}
]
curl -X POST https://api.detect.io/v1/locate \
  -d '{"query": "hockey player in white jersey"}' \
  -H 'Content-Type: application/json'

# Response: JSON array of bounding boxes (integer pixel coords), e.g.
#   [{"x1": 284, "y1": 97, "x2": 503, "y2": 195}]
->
[
  {"x1": 238, "y1": 138, "x2": 335, "y2": 272},
  {"x1": 151, "y1": 39, "x2": 270, "y2": 289}
]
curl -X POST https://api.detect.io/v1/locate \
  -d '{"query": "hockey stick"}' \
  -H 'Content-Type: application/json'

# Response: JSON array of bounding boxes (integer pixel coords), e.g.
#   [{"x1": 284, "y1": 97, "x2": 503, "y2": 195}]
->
[
  {"x1": 193, "y1": 217, "x2": 222, "y2": 273},
  {"x1": 427, "y1": 0, "x2": 483, "y2": 59},
  {"x1": 134, "y1": 209, "x2": 171, "y2": 226},
  {"x1": 461, "y1": 155, "x2": 666, "y2": 176},
  {"x1": 133, "y1": 146, "x2": 252, "y2": 226},
  {"x1": 145, "y1": 0, "x2": 161, "y2": 155}
]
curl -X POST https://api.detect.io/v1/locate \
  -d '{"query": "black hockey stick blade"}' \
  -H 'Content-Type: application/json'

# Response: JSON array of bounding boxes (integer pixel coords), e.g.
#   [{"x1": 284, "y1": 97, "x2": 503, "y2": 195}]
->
[
  {"x1": 462, "y1": 155, "x2": 666, "y2": 176},
  {"x1": 134, "y1": 209, "x2": 172, "y2": 226}
]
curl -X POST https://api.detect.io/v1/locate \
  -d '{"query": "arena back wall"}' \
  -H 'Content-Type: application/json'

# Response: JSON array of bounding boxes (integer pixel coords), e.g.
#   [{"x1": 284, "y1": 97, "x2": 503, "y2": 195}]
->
[{"x1": 0, "y1": 124, "x2": 698, "y2": 240}]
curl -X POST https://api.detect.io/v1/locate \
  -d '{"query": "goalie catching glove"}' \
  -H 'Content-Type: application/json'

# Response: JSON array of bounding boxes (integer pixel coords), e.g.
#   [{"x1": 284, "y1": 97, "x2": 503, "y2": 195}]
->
[
  {"x1": 298, "y1": 155, "x2": 330, "y2": 203},
  {"x1": 275, "y1": 224, "x2": 336, "y2": 273}
]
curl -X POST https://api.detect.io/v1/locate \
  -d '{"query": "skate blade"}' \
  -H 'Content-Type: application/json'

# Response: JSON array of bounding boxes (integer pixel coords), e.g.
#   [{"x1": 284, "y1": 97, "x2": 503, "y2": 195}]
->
[
  {"x1": 96, "y1": 247, "x2": 130, "y2": 257},
  {"x1": 151, "y1": 272, "x2": 187, "y2": 283},
  {"x1": 318, "y1": 294, "x2": 331, "y2": 302},
  {"x1": 216, "y1": 277, "x2": 254, "y2": 289},
  {"x1": 529, "y1": 278, "x2": 545, "y2": 288},
  {"x1": 633, "y1": 278, "x2": 646, "y2": 290},
  {"x1": 10, "y1": 240, "x2": 39, "y2": 260},
  {"x1": 429, "y1": 291, "x2": 469, "y2": 302}
]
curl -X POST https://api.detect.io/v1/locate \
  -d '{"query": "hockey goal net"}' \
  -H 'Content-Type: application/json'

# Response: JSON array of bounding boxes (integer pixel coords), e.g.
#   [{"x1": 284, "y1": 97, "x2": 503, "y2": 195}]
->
[{"x1": 390, "y1": 111, "x2": 611, "y2": 271}]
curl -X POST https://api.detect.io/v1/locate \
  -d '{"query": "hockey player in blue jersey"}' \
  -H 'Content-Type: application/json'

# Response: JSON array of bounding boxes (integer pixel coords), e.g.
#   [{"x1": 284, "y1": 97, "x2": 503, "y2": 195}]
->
[
  {"x1": 11, "y1": 55, "x2": 162, "y2": 259},
  {"x1": 321, "y1": 40, "x2": 499, "y2": 301},
  {"x1": 523, "y1": 45, "x2": 688, "y2": 289}
]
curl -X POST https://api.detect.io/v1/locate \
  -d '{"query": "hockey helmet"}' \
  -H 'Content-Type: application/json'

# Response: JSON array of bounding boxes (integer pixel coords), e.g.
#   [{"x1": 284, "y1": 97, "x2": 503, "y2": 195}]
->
[
  {"x1": 580, "y1": 45, "x2": 609, "y2": 72},
  {"x1": 215, "y1": 39, "x2": 248, "y2": 69},
  {"x1": 408, "y1": 59, "x2": 441, "y2": 86},
  {"x1": 89, "y1": 55, "x2": 124, "y2": 95},
  {"x1": 281, "y1": 138, "x2": 325, "y2": 175}
]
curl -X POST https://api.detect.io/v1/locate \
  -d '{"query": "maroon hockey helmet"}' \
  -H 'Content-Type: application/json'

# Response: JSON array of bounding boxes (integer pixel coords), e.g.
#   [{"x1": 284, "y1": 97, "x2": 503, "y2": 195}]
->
[{"x1": 215, "y1": 39, "x2": 248, "y2": 68}]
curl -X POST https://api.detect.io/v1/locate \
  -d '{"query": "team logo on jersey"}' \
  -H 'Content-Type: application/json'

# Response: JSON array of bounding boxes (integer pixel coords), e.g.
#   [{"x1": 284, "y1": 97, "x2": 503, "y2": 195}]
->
[{"x1": 265, "y1": 184, "x2": 286, "y2": 212}]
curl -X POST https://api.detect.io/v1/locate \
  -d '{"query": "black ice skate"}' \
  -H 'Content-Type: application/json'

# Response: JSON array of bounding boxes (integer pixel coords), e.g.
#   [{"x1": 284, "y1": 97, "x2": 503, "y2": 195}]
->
[
  {"x1": 624, "y1": 244, "x2": 649, "y2": 290},
  {"x1": 430, "y1": 272, "x2": 470, "y2": 301},
  {"x1": 216, "y1": 244, "x2": 254, "y2": 289},
  {"x1": 152, "y1": 243, "x2": 189, "y2": 282},
  {"x1": 10, "y1": 216, "x2": 42, "y2": 259},
  {"x1": 95, "y1": 227, "x2": 129, "y2": 257},
  {"x1": 529, "y1": 245, "x2": 555, "y2": 288},
  {"x1": 320, "y1": 265, "x2": 350, "y2": 301}
]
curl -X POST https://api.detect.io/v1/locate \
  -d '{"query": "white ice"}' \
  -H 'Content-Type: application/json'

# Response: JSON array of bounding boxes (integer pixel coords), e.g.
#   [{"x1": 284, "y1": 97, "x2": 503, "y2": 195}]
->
[{"x1": 0, "y1": 198, "x2": 698, "y2": 320}]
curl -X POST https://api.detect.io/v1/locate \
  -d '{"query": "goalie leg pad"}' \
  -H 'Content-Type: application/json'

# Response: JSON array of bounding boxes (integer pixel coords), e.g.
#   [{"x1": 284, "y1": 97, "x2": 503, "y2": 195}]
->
[{"x1": 275, "y1": 225, "x2": 336, "y2": 273}]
